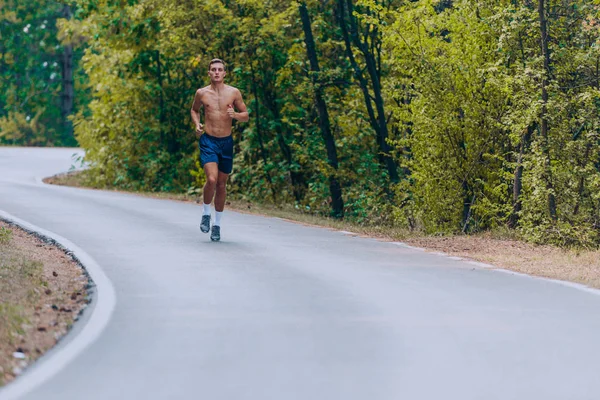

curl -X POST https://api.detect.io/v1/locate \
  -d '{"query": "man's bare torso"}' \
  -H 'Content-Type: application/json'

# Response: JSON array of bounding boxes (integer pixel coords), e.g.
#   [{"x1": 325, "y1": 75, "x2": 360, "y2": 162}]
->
[{"x1": 197, "y1": 85, "x2": 240, "y2": 137}]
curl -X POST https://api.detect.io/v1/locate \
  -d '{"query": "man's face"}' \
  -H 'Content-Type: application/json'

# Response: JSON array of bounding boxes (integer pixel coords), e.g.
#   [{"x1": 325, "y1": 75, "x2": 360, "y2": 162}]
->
[{"x1": 208, "y1": 62, "x2": 226, "y2": 83}]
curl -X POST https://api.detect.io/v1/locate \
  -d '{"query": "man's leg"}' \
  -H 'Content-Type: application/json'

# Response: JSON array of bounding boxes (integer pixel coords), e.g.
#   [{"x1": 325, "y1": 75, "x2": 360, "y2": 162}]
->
[
  {"x1": 214, "y1": 171, "x2": 229, "y2": 213},
  {"x1": 210, "y1": 171, "x2": 229, "y2": 241},
  {"x1": 203, "y1": 163, "x2": 219, "y2": 205},
  {"x1": 200, "y1": 163, "x2": 218, "y2": 233}
]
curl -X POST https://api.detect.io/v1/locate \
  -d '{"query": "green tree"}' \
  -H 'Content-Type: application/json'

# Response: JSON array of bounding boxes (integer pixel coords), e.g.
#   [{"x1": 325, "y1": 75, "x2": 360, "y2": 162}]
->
[
  {"x1": 0, "y1": 0, "x2": 81, "y2": 146},
  {"x1": 299, "y1": 1, "x2": 344, "y2": 218}
]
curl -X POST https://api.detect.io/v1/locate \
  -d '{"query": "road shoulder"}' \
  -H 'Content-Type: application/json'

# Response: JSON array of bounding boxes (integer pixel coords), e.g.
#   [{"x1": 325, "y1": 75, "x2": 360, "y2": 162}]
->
[{"x1": 0, "y1": 220, "x2": 89, "y2": 386}]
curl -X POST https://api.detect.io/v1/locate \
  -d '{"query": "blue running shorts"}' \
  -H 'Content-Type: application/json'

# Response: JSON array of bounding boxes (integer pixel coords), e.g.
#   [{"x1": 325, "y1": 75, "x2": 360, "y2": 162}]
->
[{"x1": 199, "y1": 133, "x2": 234, "y2": 174}]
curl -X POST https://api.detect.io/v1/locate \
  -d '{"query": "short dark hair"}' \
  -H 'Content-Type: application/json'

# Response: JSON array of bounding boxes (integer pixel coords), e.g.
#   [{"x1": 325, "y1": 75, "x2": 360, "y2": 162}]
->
[{"x1": 208, "y1": 58, "x2": 226, "y2": 71}]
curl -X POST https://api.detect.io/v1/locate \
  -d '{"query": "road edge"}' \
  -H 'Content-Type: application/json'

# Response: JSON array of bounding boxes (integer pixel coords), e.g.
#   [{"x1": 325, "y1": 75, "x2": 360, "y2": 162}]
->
[
  {"x1": 387, "y1": 240, "x2": 600, "y2": 297},
  {"x1": 0, "y1": 210, "x2": 116, "y2": 400}
]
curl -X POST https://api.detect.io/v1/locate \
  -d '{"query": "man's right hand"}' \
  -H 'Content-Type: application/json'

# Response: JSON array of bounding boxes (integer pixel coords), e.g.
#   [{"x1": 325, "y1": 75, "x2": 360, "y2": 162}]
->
[{"x1": 195, "y1": 123, "x2": 204, "y2": 138}]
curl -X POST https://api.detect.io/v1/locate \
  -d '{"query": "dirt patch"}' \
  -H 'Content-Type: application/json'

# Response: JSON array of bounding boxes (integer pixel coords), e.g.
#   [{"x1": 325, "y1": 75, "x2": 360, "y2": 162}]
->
[
  {"x1": 0, "y1": 221, "x2": 89, "y2": 386},
  {"x1": 43, "y1": 170, "x2": 87, "y2": 188}
]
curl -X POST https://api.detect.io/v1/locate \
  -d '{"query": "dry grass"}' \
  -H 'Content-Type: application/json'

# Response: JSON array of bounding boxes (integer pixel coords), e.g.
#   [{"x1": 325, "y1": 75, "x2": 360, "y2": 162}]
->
[
  {"x1": 404, "y1": 234, "x2": 600, "y2": 289},
  {"x1": 43, "y1": 170, "x2": 89, "y2": 188},
  {"x1": 0, "y1": 221, "x2": 89, "y2": 386},
  {"x1": 44, "y1": 170, "x2": 600, "y2": 290}
]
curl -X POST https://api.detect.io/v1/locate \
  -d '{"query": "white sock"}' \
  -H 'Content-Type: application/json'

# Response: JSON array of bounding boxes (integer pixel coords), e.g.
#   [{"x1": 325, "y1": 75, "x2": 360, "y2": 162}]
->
[
  {"x1": 214, "y1": 211, "x2": 223, "y2": 226},
  {"x1": 203, "y1": 203, "x2": 211, "y2": 216}
]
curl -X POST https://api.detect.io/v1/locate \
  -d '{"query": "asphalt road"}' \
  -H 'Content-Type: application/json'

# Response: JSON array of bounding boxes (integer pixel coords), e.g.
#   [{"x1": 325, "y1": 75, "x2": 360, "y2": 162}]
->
[{"x1": 1, "y1": 146, "x2": 600, "y2": 400}]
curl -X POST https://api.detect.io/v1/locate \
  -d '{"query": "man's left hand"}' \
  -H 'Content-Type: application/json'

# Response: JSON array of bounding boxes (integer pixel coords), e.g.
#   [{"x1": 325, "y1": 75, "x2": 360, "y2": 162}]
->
[{"x1": 227, "y1": 105, "x2": 236, "y2": 119}]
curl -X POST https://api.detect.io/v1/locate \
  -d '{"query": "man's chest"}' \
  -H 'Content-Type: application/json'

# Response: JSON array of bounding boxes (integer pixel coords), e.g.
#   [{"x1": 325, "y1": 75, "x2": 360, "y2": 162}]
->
[{"x1": 203, "y1": 92, "x2": 235, "y2": 112}]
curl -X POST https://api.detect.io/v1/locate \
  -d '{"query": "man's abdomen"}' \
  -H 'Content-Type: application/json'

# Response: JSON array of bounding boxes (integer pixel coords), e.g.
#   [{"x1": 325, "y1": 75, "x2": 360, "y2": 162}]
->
[{"x1": 204, "y1": 110, "x2": 233, "y2": 137}]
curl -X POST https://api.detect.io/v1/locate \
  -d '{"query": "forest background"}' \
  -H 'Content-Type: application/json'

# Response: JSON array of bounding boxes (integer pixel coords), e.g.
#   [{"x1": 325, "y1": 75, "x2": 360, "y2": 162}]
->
[{"x1": 2, "y1": 0, "x2": 600, "y2": 247}]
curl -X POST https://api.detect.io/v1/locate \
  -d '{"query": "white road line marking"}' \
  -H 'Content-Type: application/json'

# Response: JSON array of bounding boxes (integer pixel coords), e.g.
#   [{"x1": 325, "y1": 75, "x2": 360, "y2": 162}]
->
[
  {"x1": 391, "y1": 242, "x2": 425, "y2": 251},
  {"x1": 390, "y1": 241, "x2": 600, "y2": 295}
]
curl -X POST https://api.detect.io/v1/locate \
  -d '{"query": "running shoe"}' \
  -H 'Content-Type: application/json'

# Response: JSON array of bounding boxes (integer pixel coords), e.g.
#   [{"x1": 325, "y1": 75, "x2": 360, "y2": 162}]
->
[
  {"x1": 210, "y1": 225, "x2": 221, "y2": 242},
  {"x1": 200, "y1": 215, "x2": 211, "y2": 233}
]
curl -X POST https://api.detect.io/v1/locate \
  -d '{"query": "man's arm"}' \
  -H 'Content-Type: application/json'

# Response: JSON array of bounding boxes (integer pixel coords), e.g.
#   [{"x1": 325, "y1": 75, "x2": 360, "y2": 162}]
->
[
  {"x1": 190, "y1": 89, "x2": 204, "y2": 137},
  {"x1": 228, "y1": 89, "x2": 249, "y2": 122}
]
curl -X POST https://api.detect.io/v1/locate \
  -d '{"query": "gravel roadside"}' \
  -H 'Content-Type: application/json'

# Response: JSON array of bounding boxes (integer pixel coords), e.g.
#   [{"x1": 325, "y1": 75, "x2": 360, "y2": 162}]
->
[{"x1": 0, "y1": 221, "x2": 89, "y2": 386}]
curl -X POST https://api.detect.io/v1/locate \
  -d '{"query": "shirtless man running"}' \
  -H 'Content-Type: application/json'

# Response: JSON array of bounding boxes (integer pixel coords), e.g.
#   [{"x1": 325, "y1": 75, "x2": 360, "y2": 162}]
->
[{"x1": 190, "y1": 59, "x2": 249, "y2": 241}]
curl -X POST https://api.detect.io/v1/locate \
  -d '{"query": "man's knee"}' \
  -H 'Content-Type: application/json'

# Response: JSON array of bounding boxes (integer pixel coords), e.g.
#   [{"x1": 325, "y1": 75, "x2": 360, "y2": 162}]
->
[
  {"x1": 205, "y1": 175, "x2": 218, "y2": 187},
  {"x1": 216, "y1": 181, "x2": 227, "y2": 191}
]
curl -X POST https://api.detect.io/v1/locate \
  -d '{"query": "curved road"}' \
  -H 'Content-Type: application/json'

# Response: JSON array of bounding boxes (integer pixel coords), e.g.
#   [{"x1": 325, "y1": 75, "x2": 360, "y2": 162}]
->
[{"x1": 1, "y1": 147, "x2": 600, "y2": 400}]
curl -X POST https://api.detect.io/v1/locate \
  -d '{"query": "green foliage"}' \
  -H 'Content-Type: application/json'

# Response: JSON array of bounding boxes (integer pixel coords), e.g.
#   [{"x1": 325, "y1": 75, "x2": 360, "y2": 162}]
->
[
  {"x1": 0, "y1": 226, "x2": 13, "y2": 244},
  {"x1": 384, "y1": 0, "x2": 511, "y2": 233},
  {"x1": 7, "y1": 0, "x2": 600, "y2": 246},
  {"x1": 383, "y1": 0, "x2": 600, "y2": 246},
  {"x1": 0, "y1": 0, "x2": 84, "y2": 146}
]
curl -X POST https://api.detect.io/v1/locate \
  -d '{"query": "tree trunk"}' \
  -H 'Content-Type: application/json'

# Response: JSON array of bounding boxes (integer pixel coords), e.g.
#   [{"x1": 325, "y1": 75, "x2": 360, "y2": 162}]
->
[
  {"x1": 538, "y1": 0, "x2": 557, "y2": 220},
  {"x1": 573, "y1": 143, "x2": 591, "y2": 216},
  {"x1": 337, "y1": 0, "x2": 399, "y2": 184},
  {"x1": 250, "y1": 62, "x2": 277, "y2": 202},
  {"x1": 0, "y1": 43, "x2": 5, "y2": 106},
  {"x1": 261, "y1": 80, "x2": 307, "y2": 202},
  {"x1": 156, "y1": 51, "x2": 178, "y2": 155},
  {"x1": 363, "y1": 30, "x2": 399, "y2": 184},
  {"x1": 60, "y1": 5, "x2": 74, "y2": 143},
  {"x1": 156, "y1": 51, "x2": 165, "y2": 126},
  {"x1": 509, "y1": 124, "x2": 534, "y2": 228},
  {"x1": 299, "y1": 2, "x2": 344, "y2": 218}
]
